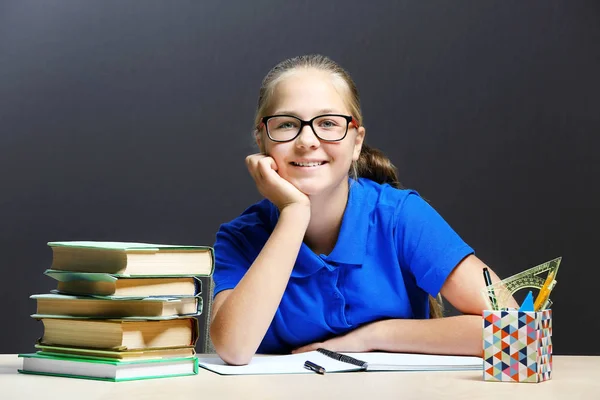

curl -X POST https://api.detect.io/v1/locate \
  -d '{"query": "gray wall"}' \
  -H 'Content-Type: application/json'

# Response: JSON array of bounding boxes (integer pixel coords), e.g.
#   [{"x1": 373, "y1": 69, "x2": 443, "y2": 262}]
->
[{"x1": 1, "y1": 1, "x2": 598, "y2": 355}]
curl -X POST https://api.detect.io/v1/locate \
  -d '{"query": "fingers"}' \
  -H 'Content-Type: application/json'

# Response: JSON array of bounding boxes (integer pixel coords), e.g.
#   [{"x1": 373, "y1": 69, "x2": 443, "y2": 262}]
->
[
  {"x1": 245, "y1": 154, "x2": 264, "y2": 172},
  {"x1": 267, "y1": 157, "x2": 278, "y2": 172},
  {"x1": 245, "y1": 154, "x2": 266, "y2": 182},
  {"x1": 245, "y1": 153, "x2": 309, "y2": 210},
  {"x1": 257, "y1": 157, "x2": 279, "y2": 181},
  {"x1": 246, "y1": 154, "x2": 278, "y2": 182}
]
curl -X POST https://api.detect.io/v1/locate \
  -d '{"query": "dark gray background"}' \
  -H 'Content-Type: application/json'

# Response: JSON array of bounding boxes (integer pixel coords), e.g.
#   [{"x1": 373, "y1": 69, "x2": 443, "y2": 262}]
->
[{"x1": 1, "y1": 1, "x2": 598, "y2": 355}]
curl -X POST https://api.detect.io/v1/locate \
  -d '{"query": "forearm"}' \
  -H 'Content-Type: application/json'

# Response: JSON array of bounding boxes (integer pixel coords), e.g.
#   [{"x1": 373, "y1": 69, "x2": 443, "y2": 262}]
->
[
  {"x1": 366, "y1": 315, "x2": 483, "y2": 357},
  {"x1": 211, "y1": 205, "x2": 310, "y2": 364}
]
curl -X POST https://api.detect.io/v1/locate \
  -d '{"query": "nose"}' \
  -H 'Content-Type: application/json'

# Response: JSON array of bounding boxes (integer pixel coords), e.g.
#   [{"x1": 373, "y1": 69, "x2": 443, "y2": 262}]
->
[{"x1": 295, "y1": 124, "x2": 320, "y2": 149}]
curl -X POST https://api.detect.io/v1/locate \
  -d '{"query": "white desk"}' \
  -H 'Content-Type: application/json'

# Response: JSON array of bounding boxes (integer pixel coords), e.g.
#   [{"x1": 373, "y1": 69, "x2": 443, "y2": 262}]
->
[{"x1": 1, "y1": 354, "x2": 598, "y2": 400}]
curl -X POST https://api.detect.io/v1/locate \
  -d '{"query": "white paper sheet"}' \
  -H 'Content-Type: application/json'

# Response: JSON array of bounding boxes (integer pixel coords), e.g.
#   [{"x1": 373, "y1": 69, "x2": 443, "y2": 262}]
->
[{"x1": 197, "y1": 351, "x2": 483, "y2": 375}]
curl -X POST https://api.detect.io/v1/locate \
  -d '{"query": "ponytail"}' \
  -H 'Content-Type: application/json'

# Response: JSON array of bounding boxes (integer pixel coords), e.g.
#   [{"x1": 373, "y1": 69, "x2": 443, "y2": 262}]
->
[
  {"x1": 352, "y1": 144, "x2": 402, "y2": 189},
  {"x1": 352, "y1": 143, "x2": 445, "y2": 319}
]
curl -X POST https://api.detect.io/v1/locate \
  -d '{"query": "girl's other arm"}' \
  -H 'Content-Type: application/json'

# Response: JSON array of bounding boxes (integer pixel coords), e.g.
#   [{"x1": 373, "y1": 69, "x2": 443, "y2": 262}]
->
[
  {"x1": 369, "y1": 255, "x2": 517, "y2": 356},
  {"x1": 294, "y1": 255, "x2": 517, "y2": 356}
]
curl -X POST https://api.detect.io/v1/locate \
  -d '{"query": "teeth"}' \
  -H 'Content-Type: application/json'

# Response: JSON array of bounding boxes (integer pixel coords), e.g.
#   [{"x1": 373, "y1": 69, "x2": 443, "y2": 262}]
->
[{"x1": 292, "y1": 161, "x2": 324, "y2": 167}]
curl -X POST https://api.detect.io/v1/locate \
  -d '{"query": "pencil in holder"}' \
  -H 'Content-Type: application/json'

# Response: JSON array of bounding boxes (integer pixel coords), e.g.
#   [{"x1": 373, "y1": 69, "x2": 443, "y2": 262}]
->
[{"x1": 482, "y1": 309, "x2": 552, "y2": 383}]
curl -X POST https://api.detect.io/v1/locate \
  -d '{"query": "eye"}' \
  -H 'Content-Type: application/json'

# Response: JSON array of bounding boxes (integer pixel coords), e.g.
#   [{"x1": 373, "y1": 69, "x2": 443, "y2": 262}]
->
[
  {"x1": 277, "y1": 121, "x2": 297, "y2": 129},
  {"x1": 318, "y1": 119, "x2": 340, "y2": 129},
  {"x1": 268, "y1": 117, "x2": 300, "y2": 131}
]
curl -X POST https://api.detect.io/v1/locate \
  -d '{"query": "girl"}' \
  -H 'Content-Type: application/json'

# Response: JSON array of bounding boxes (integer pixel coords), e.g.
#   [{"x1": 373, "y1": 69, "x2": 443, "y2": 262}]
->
[{"x1": 210, "y1": 54, "x2": 506, "y2": 365}]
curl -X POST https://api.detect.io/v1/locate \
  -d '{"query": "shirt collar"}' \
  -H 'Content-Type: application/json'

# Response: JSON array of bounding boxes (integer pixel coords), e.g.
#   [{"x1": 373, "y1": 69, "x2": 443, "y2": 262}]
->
[
  {"x1": 326, "y1": 178, "x2": 369, "y2": 265},
  {"x1": 267, "y1": 179, "x2": 370, "y2": 278}
]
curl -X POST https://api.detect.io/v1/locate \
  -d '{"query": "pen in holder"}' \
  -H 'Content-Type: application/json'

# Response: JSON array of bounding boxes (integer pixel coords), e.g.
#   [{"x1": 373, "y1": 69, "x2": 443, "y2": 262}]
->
[{"x1": 482, "y1": 309, "x2": 552, "y2": 383}]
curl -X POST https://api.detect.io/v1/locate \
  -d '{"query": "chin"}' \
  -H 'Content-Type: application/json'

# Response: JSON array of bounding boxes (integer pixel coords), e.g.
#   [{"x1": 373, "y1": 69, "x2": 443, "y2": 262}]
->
[
  {"x1": 289, "y1": 181, "x2": 325, "y2": 196},
  {"x1": 289, "y1": 179, "x2": 328, "y2": 196},
  {"x1": 286, "y1": 176, "x2": 343, "y2": 197}
]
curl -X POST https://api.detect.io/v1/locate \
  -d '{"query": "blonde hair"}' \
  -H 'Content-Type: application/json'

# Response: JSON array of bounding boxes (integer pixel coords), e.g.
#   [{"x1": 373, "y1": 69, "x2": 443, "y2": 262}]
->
[{"x1": 254, "y1": 54, "x2": 444, "y2": 319}]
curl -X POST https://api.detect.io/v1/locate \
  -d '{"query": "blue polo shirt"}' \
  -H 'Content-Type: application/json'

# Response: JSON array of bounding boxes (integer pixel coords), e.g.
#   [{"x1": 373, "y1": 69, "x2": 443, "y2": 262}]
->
[{"x1": 213, "y1": 178, "x2": 474, "y2": 354}]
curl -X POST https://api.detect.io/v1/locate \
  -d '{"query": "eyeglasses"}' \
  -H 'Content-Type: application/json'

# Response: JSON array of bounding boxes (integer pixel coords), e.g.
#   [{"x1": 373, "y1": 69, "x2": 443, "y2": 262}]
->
[{"x1": 258, "y1": 114, "x2": 359, "y2": 143}]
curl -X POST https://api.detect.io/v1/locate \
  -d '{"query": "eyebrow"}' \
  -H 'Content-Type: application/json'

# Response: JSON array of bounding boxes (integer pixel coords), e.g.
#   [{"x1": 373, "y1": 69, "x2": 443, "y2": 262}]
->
[{"x1": 271, "y1": 108, "x2": 341, "y2": 116}]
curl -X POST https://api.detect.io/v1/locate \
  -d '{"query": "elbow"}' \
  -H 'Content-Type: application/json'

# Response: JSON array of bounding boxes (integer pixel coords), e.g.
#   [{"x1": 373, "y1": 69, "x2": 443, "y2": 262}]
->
[
  {"x1": 216, "y1": 348, "x2": 254, "y2": 366},
  {"x1": 210, "y1": 323, "x2": 256, "y2": 366}
]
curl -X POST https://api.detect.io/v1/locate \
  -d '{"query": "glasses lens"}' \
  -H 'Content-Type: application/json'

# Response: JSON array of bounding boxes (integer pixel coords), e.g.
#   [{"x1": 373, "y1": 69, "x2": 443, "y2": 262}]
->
[
  {"x1": 313, "y1": 115, "x2": 348, "y2": 141},
  {"x1": 267, "y1": 116, "x2": 301, "y2": 141}
]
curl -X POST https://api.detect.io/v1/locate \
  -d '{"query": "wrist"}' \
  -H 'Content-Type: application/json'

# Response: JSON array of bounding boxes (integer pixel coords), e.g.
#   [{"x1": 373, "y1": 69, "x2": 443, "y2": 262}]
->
[
  {"x1": 361, "y1": 320, "x2": 387, "y2": 352},
  {"x1": 279, "y1": 203, "x2": 311, "y2": 221}
]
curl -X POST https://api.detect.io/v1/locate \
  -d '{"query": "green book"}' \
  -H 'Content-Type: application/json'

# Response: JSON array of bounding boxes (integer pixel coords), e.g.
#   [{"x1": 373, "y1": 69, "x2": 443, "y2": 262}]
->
[
  {"x1": 47, "y1": 241, "x2": 214, "y2": 276},
  {"x1": 18, "y1": 352, "x2": 198, "y2": 382}
]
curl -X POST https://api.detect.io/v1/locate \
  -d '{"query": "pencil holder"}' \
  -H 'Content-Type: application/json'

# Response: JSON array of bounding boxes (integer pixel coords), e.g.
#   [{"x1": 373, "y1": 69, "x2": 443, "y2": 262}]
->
[{"x1": 482, "y1": 309, "x2": 552, "y2": 383}]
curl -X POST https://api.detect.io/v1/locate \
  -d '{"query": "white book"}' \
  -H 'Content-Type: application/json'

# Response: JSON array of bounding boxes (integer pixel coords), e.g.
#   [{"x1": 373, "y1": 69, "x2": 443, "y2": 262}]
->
[{"x1": 197, "y1": 351, "x2": 483, "y2": 375}]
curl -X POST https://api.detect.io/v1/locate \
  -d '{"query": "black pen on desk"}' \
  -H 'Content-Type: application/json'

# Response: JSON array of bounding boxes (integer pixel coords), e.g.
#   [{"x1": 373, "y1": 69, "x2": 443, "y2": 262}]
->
[
  {"x1": 304, "y1": 360, "x2": 326, "y2": 375},
  {"x1": 316, "y1": 348, "x2": 368, "y2": 369},
  {"x1": 483, "y1": 267, "x2": 498, "y2": 310}
]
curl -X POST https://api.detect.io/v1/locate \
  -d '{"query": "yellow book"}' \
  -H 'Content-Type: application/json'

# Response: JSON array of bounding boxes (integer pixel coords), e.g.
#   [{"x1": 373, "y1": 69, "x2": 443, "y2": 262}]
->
[
  {"x1": 31, "y1": 294, "x2": 201, "y2": 318},
  {"x1": 48, "y1": 241, "x2": 214, "y2": 276},
  {"x1": 45, "y1": 270, "x2": 201, "y2": 297},
  {"x1": 34, "y1": 343, "x2": 196, "y2": 361},
  {"x1": 37, "y1": 317, "x2": 199, "y2": 350}
]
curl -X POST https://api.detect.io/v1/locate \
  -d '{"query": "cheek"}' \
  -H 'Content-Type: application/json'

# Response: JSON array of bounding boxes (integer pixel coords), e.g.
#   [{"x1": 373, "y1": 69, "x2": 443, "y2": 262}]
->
[
  {"x1": 261, "y1": 139, "x2": 275, "y2": 156},
  {"x1": 337, "y1": 143, "x2": 360, "y2": 165},
  {"x1": 264, "y1": 144, "x2": 288, "y2": 166}
]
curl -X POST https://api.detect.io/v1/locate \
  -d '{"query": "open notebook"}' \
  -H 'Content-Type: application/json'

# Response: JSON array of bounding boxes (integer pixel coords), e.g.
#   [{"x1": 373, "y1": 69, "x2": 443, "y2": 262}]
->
[{"x1": 197, "y1": 351, "x2": 483, "y2": 375}]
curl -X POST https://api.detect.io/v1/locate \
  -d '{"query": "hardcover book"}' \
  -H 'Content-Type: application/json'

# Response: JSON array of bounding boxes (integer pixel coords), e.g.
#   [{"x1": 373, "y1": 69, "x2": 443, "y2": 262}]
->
[
  {"x1": 47, "y1": 241, "x2": 214, "y2": 276},
  {"x1": 19, "y1": 352, "x2": 198, "y2": 382}
]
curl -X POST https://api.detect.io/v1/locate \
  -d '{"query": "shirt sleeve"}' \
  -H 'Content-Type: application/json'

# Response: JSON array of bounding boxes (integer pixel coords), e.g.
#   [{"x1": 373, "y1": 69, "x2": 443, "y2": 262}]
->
[
  {"x1": 395, "y1": 192, "x2": 474, "y2": 296},
  {"x1": 212, "y1": 222, "x2": 254, "y2": 298}
]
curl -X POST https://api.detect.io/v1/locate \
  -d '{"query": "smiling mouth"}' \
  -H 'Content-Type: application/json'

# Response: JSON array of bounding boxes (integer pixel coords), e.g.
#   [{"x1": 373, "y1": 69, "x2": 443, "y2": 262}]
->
[{"x1": 290, "y1": 161, "x2": 327, "y2": 167}]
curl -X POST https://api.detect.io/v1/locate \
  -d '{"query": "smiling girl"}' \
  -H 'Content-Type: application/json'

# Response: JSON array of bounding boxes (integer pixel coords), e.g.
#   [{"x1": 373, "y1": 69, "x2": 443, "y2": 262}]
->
[{"x1": 209, "y1": 55, "x2": 506, "y2": 365}]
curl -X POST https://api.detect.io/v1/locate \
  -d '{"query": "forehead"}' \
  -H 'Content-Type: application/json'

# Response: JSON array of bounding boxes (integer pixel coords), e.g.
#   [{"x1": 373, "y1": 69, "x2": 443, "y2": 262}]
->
[{"x1": 270, "y1": 69, "x2": 348, "y2": 115}]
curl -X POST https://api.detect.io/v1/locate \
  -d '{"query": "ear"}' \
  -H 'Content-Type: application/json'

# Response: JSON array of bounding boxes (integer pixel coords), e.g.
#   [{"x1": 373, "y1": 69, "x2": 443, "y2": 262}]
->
[
  {"x1": 352, "y1": 126, "x2": 366, "y2": 161},
  {"x1": 254, "y1": 130, "x2": 261, "y2": 147},
  {"x1": 254, "y1": 130, "x2": 266, "y2": 154}
]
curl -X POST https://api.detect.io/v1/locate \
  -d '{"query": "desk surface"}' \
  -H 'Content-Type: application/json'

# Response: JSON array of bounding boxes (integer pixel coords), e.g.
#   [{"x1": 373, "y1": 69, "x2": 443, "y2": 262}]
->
[{"x1": 1, "y1": 354, "x2": 598, "y2": 400}]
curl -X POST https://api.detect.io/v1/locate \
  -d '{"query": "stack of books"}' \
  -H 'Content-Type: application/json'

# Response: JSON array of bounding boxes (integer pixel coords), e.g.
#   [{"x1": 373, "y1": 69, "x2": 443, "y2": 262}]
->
[{"x1": 18, "y1": 241, "x2": 214, "y2": 382}]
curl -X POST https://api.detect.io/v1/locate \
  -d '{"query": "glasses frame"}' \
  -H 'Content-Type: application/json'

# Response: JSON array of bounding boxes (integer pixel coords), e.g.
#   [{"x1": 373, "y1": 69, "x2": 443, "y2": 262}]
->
[{"x1": 258, "y1": 114, "x2": 359, "y2": 143}]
